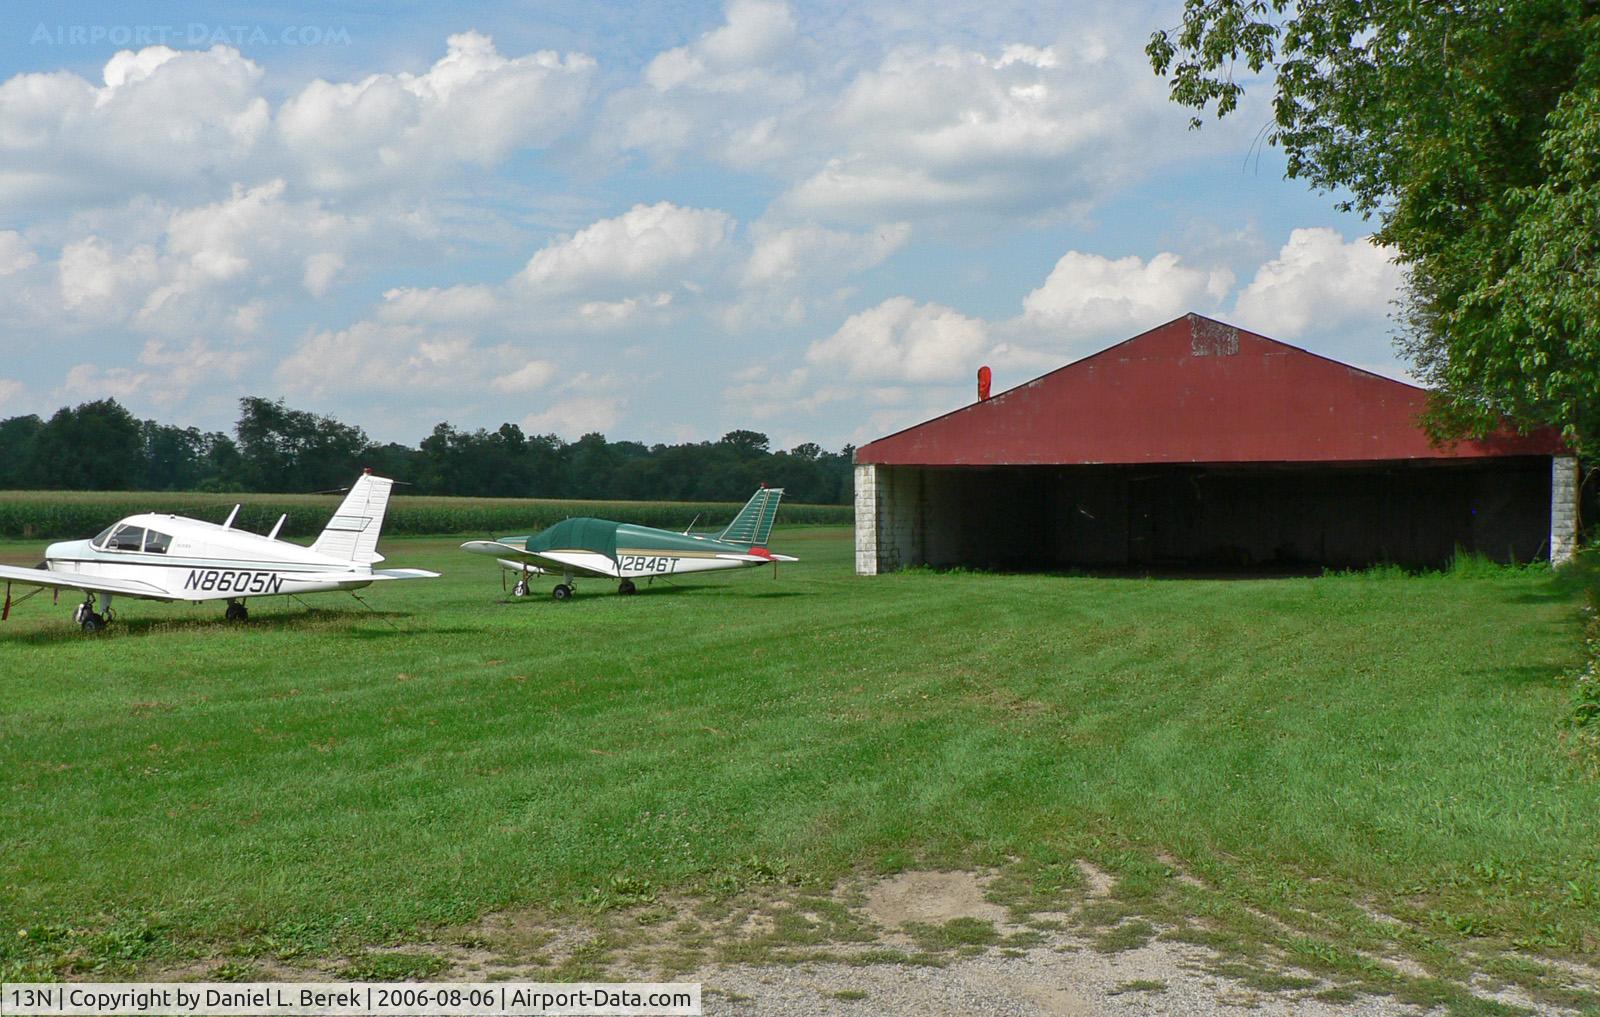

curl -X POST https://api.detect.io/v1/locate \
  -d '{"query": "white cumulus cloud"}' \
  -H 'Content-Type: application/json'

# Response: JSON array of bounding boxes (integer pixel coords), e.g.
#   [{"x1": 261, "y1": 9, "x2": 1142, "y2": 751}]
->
[
  {"x1": 646, "y1": 0, "x2": 798, "y2": 91},
  {"x1": 1232, "y1": 228, "x2": 1404, "y2": 339},
  {"x1": 277, "y1": 322, "x2": 474, "y2": 400},
  {"x1": 277, "y1": 31, "x2": 595, "y2": 191},
  {"x1": 741, "y1": 221, "x2": 909, "y2": 288},
  {"x1": 489, "y1": 360, "x2": 557, "y2": 395},
  {"x1": 486, "y1": 359, "x2": 556, "y2": 394},
  {"x1": 58, "y1": 338, "x2": 251, "y2": 409},
  {"x1": 600, "y1": 0, "x2": 805, "y2": 167},
  {"x1": 0, "y1": 232, "x2": 37, "y2": 275},
  {"x1": 778, "y1": 32, "x2": 1175, "y2": 222},
  {"x1": 58, "y1": 237, "x2": 160, "y2": 317},
  {"x1": 806, "y1": 296, "x2": 988, "y2": 382},
  {"x1": 0, "y1": 33, "x2": 597, "y2": 214},
  {"x1": 0, "y1": 378, "x2": 27, "y2": 413},
  {"x1": 52, "y1": 181, "x2": 367, "y2": 337},
  {"x1": 0, "y1": 45, "x2": 269, "y2": 212},
  {"x1": 516, "y1": 201, "x2": 733, "y2": 296},
  {"x1": 1020, "y1": 250, "x2": 1232, "y2": 338},
  {"x1": 520, "y1": 374, "x2": 626, "y2": 438},
  {"x1": 377, "y1": 283, "x2": 501, "y2": 325}
]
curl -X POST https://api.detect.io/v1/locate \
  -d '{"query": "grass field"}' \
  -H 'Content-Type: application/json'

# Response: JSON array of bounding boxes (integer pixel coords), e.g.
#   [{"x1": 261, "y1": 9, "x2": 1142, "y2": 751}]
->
[{"x1": 1, "y1": 527, "x2": 1597, "y2": 1009}]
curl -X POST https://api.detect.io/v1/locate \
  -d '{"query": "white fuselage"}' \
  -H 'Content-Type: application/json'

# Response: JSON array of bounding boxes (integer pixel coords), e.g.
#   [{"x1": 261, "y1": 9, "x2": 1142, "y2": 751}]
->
[
  {"x1": 494, "y1": 548, "x2": 764, "y2": 581},
  {"x1": 45, "y1": 513, "x2": 375, "y2": 602}
]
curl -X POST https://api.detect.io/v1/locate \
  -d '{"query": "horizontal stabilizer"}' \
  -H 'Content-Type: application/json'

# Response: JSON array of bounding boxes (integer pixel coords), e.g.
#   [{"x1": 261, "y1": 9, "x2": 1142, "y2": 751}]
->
[{"x1": 291, "y1": 568, "x2": 439, "y2": 586}]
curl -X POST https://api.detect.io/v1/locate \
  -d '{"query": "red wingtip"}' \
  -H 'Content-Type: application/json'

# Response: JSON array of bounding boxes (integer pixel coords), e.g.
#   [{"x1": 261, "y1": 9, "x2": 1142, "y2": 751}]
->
[
  {"x1": 748, "y1": 546, "x2": 773, "y2": 559},
  {"x1": 363, "y1": 467, "x2": 373, "y2": 475}
]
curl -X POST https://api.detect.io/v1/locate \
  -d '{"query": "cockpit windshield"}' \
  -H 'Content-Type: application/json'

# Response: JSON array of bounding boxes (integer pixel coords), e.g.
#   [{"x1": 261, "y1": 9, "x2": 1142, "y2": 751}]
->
[
  {"x1": 92, "y1": 524, "x2": 116, "y2": 547},
  {"x1": 102, "y1": 523, "x2": 146, "y2": 552}
]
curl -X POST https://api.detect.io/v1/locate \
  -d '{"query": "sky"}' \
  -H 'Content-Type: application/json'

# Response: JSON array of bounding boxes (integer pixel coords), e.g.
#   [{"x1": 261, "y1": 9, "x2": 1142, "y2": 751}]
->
[{"x1": 0, "y1": 0, "x2": 1406, "y2": 451}]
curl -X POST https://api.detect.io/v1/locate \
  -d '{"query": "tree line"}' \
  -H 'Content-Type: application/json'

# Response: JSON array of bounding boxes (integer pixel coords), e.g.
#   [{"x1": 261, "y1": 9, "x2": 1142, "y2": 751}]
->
[
  {"x1": 0, "y1": 397, "x2": 855, "y2": 503},
  {"x1": 1149, "y1": 0, "x2": 1600, "y2": 458}
]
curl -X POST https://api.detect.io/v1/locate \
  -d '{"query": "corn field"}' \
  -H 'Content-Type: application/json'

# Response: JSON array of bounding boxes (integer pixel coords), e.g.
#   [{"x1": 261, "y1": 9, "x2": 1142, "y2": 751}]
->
[{"x1": 0, "y1": 491, "x2": 851, "y2": 541}]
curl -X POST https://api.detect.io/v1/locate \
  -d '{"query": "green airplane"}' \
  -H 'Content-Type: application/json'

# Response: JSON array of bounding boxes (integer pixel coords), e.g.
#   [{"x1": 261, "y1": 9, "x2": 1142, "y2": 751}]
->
[{"x1": 460, "y1": 487, "x2": 797, "y2": 599}]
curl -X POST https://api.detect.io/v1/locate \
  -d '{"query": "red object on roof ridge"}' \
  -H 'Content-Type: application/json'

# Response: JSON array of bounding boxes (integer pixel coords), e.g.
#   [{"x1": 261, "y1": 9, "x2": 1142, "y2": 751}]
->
[{"x1": 856, "y1": 313, "x2": 1560, "y2": 467}]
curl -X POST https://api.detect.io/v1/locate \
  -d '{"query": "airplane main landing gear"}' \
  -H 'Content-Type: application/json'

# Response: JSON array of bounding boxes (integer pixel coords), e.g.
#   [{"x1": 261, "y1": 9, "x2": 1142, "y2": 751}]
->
[
  {"x1": 552, "y1": 584, "x2": 573, "y2": 601},
  {"x1": 224, "y1": 600, "x2": 249, "y2": 623},
  {"x1": 617, "y1": 579, "x2": 637, "y2": 595},
  {"x1": 512, "y1": 578, "x2": 530, "y2": 598}
]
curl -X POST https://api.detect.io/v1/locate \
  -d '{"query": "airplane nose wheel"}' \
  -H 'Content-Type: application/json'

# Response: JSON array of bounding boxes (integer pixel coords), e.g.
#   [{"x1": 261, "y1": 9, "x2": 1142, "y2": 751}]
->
[
  {"x1": 552, "y1": 584, "x2": 573, "y2": 601},
  {"x1": 617, "y1": 579, "x2": 637, "y2": 595},
  {"x1": 512, "y1": 579, "x2": 529, "y2": 598},
  {"x1": 224, "y1": 601, "x2": 249, "y2": 623},
  {"x1": 72, "y1": 599, "x2": 106, "y2": 633}
]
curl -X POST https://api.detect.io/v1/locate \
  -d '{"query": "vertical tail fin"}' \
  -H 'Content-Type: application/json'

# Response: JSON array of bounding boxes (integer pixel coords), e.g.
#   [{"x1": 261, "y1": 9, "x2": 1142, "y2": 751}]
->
[
  {"x1": 718, "y1": 487, "x2": 784, "y2": 546},
  {"x1": 309, "y1": 471, "x2": 393, "y2": 565}
]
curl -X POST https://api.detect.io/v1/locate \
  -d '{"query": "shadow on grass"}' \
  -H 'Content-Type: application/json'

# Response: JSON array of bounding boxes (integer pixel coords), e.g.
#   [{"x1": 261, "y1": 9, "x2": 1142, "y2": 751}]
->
[
  {"x1": 1543, "y1": 554, "x2": 1600, "y2": 602},
  {"x1": 1505, "y1": 587, "x2": 1583, "y2": 604},
  {"x1": 339, "y1": 625, "x2": 482, "y2": 641},
  {"x1": 3, "y1": 607, "x2": 449, "y2": 645},
  {"x1": 491, "y1": 583, "x2": 808, "y2": 604},
  {"x1": 490, "y1": 587, "x2": 702, "y2": 605},
  {"x1": 897, "y1": 564, "x2": 1323, "y2": 581},
  {"x1": 1469, "y1": 662, "x2": 1572, "y2": 689}
]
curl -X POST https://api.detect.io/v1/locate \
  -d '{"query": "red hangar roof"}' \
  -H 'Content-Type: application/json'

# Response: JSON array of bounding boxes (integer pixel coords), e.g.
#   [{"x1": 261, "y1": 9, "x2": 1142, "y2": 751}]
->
[{"x1": 855, "y1": 313, "x2": 1561, "y2": 467}]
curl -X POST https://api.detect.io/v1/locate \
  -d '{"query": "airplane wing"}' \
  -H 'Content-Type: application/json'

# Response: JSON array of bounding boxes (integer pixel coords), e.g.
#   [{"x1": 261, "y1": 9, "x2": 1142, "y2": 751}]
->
[
  {"x1": 0, "y1": 564, "x2": 439, "y2": 604},
  {"x1": 459, "y1": 541, "x2": 617, "y2": 579},
  {"x1": 460, "y1": 540, "x2": 529, "y2": 558},
  {"x1": 0, "y1": 564, "x2": 174, "y2": 601}
]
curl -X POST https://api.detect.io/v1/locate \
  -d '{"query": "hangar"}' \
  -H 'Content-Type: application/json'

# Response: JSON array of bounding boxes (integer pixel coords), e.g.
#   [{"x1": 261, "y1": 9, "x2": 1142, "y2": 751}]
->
[{"x1": 854, "y1": 314, "x2": 1576, "y2": 574}]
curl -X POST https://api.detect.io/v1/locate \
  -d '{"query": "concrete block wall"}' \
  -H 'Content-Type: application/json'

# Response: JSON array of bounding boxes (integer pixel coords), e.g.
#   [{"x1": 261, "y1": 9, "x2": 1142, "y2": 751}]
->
[
  {"x1": 855, "y1": 464, "x2": 926, "y2": 575},
  {"x1": 1551, "y1": 455, "x2": 1580, "y2": 564},
  {"x1": 854, "y1": 464, "x2": 880, "y2": 575}
]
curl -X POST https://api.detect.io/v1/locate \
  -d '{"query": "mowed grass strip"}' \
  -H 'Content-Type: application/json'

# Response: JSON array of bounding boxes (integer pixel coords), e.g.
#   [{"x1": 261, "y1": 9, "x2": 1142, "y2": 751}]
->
[{"x1": 0, "y1": 528, "x2": 1594, "y2": 974}]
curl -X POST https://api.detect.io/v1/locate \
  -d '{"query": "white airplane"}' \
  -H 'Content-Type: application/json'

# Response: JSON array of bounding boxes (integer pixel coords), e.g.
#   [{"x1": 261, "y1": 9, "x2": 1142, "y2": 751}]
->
[
  {"x1": 461, "y1": 486, "x2": 798, "y2": 599},
  {"x1": 0, "y1": 470, "x2": 438, "y2": 633}
]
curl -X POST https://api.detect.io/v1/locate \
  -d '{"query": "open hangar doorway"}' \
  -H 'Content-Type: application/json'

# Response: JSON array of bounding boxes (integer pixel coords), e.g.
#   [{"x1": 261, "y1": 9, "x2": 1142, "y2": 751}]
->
[{"x1": 867, "y1": 457, "x2": 1553, "y2": 574}]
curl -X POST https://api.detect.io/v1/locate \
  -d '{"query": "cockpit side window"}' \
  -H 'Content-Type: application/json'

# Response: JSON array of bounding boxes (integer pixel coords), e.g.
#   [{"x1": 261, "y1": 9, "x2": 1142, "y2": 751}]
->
[
  {"x1": 104, "y1": 524, "x2": 145, "y2": 552},
  {"x1": 144, "y1": 530, "x2": 172, "y2": 554}
]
